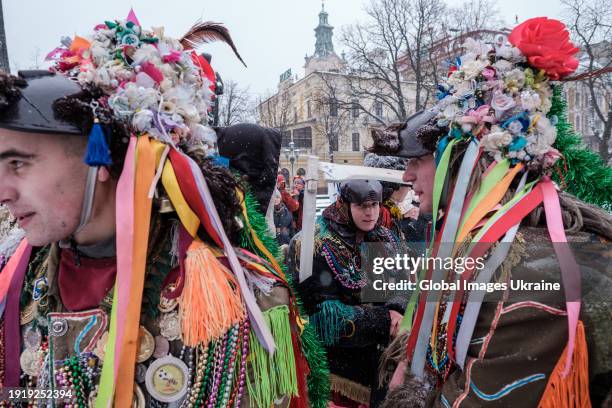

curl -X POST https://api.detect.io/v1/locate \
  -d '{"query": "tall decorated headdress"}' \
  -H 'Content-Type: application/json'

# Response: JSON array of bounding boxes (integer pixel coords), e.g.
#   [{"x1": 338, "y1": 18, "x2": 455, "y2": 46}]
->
[
  {"x1": 372, "y1": 17, "x2": 595, "y2": 402},
  {"x1": 0, "y1": 10, "x2": 291, "y2": 407}
]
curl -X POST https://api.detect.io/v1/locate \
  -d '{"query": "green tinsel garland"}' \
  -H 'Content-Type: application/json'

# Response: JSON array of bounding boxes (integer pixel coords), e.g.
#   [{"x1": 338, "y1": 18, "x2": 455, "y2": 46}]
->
[
  {"x1": 239, "y1": 190, "x2": 331, "y2": 408},
  {"x1": 551, "y1": 86, "x2": 612, "y2": 211}
]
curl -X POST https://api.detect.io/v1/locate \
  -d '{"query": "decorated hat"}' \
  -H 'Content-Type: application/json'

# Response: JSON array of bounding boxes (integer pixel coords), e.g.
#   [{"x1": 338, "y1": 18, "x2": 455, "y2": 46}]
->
[{"x1": 371, "y1": 17, "x2": 580, "y2": 171}]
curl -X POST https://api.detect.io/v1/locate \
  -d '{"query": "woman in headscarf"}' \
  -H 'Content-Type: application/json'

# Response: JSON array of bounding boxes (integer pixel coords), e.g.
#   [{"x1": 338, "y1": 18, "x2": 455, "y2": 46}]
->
[{"x1": 287, "y1": 179, "x2": 406, "y2": 407}]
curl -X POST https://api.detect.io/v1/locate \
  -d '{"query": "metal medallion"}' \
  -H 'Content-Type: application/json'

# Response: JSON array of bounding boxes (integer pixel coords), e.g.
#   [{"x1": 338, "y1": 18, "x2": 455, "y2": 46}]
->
[
  {"x1": 137, "y1": 326, "x2": 155, "y2": 363},
  {"x1": 145, "y1": 355, "x2": 189, "y2": 403},
  {"x1": 49, "y1": 318, "x2": 68, "y2": 337},
  {"x1": 159, "y1": 311, "x2": 181, "y2": 341}
]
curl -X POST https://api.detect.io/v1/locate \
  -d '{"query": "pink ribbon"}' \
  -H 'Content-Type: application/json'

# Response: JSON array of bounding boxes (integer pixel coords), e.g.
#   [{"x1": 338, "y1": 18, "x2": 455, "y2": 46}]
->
[
  {"x1": 540, "y1": 177, "x2": 581, "y2": 377},
  {"x1": 113, "y1": 136, "x2": 137, "y2": 377},
  {"x1": 462, "y1": 105, "x2": 496, "y2": 125}
]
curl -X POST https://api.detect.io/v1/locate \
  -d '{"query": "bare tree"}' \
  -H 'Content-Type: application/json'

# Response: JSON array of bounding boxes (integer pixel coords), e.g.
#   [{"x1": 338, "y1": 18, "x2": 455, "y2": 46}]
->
[
  {"x1": 311, "y1": 73, "x2": 351, "y2": 162},
  {"x1": 341, "y1": 0, "x2": 423, "y2": 123},
  {"x1": 341, "y1": 0, "x2": 504, "y2": 122},
  {"x1": 446, "y1": 0, "x2": 504, "y2": 36},
  {"x1": 257, "y1": 89, "x2": 293, "y2": 135},
  {"x1": 217, "y1": 79, "x2": 256, "y2": 126},
  {"x1": 563, "y1": 0, "x2": 612, "y2": 163}
]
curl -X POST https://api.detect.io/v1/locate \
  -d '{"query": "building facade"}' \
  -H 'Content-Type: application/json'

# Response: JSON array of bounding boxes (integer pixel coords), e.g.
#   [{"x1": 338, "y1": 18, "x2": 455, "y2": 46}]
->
[{"x1": 258, "y1": 5, "x2": 416, "y2": 185}]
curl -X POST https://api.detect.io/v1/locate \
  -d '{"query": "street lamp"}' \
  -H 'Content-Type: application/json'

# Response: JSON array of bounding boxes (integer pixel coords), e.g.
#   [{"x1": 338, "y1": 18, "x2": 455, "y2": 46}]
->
[{"x1": 283, "y1": 141, "x2": 301, "y2": 186}]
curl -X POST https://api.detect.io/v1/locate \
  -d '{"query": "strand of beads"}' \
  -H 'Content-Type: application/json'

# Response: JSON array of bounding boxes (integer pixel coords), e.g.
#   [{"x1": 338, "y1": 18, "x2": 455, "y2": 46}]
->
[
  {"x1": 179, "y1": 346, "x2": 195, "y2": 406},
  {"x1": 206, "y1": 332, "x2": 228, "y2": 407},
  {"x1": 215, "y1": 324, "x2": 239, "y2": 408},
  {"x1": 231, "y1": 320, "x2": 250, "y2": 408},
  {"x1": 322, "y1": 243, "x2": 367, "y2": 290},
  {"x1": 183, "y1": 344, "x2": 208, "y2": 408},
  {"x1": 192, "y1": 341, "x2": 216, "y2": 407}
]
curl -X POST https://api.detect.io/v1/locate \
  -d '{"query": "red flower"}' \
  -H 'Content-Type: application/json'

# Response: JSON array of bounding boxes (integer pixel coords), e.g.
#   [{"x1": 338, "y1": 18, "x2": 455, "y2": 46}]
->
[{"x1": 508, "y1": 17, "x2": 579, "y2": 80}]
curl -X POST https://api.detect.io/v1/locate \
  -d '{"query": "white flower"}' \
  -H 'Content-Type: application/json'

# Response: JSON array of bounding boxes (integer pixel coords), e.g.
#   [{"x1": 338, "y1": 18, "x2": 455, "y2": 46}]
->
[
  {"x1": 534, "y1": 116, "x2": 557, "y2": 146},
  {"x1": 520, "y1": 90, "x2": 542, "y2": 110},
  {"x1": 135, "y1": 71, "x2": 156, "y2": 88},
  {"x1": 480, "y1": 126, "x2": 513, "y2": 152},
  {"x1": 492, "y1": 59, "x2": 513, "y2": 73},
  {"x1": 132, "y1": 109, "x2": 154, "y2": 132},
  {"x1": 132, "y1": 44, "x2": 162, "y2": 66},
  {"x1": 496, "y1": 45, "x2": 524, "y2": 62},
  {"x1": 191, "y1": 124, "x2": 217, "y2": 146},
  {"x1": 462, "y1": 38, "x2": 491, "y2": 61},
  {"x1": 462, "y1": 59, "x2": 488, "y2": 80},
  {"x1": 490, "y1": 91, "x2": 516, "y2": 117},
  {"x1": 503, "y1": 68, "x2": 526, "y2": 89},
  {"x1": 533, "y1": 83, "x2": 553, "y2": 114}
]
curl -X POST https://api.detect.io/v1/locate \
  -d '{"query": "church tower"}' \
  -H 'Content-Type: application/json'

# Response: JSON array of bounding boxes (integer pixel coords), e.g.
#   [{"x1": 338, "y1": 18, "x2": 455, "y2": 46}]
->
[
  {"x1": 314, "y1": 3, "x2": 334, "y2": 57},
  {"x1": 305, "y1": 2, "x2": 345, "y2": 76}
]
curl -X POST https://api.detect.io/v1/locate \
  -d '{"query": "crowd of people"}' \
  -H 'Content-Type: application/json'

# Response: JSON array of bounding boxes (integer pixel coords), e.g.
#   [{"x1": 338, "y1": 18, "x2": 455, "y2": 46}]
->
[{"x1": 0, "y1": 10, "x2": 610, "y2": 408}]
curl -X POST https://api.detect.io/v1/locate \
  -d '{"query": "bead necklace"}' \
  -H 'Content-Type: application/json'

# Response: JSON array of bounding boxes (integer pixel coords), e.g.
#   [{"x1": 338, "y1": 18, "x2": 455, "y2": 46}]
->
[{"x1": 321, "y1": 238, "x2": 366, "y2": 290}]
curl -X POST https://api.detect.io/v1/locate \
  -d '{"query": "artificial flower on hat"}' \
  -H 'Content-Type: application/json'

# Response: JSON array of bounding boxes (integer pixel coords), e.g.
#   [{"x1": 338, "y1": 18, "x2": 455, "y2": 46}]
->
[{"x1": 433, "y1": 17, "x2": 580, "y2": 172}]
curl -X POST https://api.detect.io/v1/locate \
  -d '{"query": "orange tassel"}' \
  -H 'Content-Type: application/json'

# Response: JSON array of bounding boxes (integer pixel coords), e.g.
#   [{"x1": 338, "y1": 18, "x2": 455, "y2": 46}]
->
[
  {"x1": 538, "y1": 320, "x2": 591, "y2": 408},
  {"x1": 178, "y1": 241, "x2": 246, "y2": 347}
]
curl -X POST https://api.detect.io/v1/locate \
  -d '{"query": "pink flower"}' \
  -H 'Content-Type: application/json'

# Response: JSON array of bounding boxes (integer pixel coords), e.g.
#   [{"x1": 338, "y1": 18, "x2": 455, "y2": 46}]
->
[
  {"x1": 490, "y1": 91, "x2": 516, "y2": 117},
  {"x1": 482, "y1": 67, "x2": 496, "y2": 80}
]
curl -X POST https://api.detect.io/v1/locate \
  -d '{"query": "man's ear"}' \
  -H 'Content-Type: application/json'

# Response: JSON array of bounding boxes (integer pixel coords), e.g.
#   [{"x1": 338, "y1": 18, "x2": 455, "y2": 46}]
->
[{"x1": 98, "y1": 167, "x2": 110, "y2": 182}]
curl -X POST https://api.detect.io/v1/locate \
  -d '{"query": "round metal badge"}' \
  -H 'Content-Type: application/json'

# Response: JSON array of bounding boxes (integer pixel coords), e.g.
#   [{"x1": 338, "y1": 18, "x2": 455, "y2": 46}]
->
[
  {"x1": 153, "y1": 335, "x2": 170, "y2": 359},
  {"x1": 145, "y1": 355, "x2": 189, "y2": 403},
  {"x1": 49, "y1": 318, "x2": 68, "y2": 337},
  {"x1": 136, "y1": 326, "x2": 155, "y2": 363}
]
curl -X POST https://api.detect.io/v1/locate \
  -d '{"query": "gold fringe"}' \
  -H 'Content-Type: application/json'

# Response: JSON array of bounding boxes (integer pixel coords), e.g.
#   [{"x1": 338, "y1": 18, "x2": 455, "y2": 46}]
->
[
  {"x1": 538, "y1": 320, "x2": 591, "y2": 408},
  {"x1": 330, "y1": 374, "x2": 371, "y2": 406}
]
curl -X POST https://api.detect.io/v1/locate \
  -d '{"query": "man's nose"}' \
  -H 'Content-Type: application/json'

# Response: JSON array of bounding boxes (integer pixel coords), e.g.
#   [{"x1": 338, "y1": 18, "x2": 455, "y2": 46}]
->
[
  {"x1": 0, "y1": 180, "x2": 18, "y2": 206},
  {"x1": 402, "y1": 168, "x2": 415, "y2": 183}
]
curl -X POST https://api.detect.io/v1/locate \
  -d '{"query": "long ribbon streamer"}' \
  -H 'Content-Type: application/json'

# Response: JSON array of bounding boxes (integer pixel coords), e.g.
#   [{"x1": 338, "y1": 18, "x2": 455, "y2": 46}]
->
[
  {"x1": 2, "y1": 241, "x2": 31, "y2": 386},
  {"x1": 114, "y1": 136, "x2": 156, "y2": 407},
  {"x1": 454, "y1": 171, "x2": 528, "y2": 368},
  {"x1": 410, "y1": 140, "x2": 480, "y2": 377},
  {"x1": 96, "y1": 136, "x2": 137, "y2": 408},
  {"x1": 540, "y1": 178, "x2": 581, "y2": 377}
]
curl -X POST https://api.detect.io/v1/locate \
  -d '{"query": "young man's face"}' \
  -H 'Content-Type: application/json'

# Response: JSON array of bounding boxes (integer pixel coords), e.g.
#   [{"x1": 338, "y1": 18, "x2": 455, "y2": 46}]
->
[
  {"x1": 350, "y1": 201, "x2": 380, "y2": 232},
  {"x1": 0, "y1": 129, "x2": 89, "y2": 246},
  {"x1": 402, "y1": 154, "x2": 435, "y2": 214}
]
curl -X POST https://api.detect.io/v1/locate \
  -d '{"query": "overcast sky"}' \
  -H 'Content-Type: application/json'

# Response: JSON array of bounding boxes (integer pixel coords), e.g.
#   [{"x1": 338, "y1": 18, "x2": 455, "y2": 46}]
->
[{"x1": 4, "y1": 0, "x2": 565, "y2": 97}]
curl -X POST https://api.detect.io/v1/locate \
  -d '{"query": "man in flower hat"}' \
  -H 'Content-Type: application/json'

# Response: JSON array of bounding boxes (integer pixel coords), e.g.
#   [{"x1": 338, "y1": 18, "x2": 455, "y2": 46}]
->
[
  {"x1": 0, "y1": 12, "x2": 318, "y2": 407},
  {"x1": 369, "y1": 18, "x2": 612, "y2": 407}
]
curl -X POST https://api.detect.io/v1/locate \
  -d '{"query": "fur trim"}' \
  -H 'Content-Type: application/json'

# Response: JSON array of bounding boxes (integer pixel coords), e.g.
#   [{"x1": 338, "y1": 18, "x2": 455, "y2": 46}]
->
[
  {"x1": 330, "y1": 374, "x2": 371, "y2": 406},
  {"x1": 381, "y1": 375, "x2": 432, "y2": 408},
  {"x1": 368, "y1": 123, "x2": 405, "y2": 155}
]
